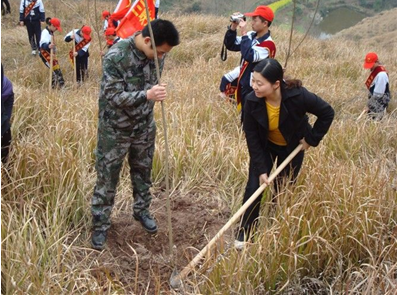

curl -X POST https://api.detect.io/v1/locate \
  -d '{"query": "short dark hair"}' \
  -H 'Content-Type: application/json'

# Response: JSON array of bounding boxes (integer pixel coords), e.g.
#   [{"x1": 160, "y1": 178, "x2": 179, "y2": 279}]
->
[
  {"x1": 254, "y1": 58, "x2": 302, "y2": 89},
  {"x1": 142, "y1": 19, "x2": 180, "y2": 47},
  {"x1": 258, "y1": 16, "x2": 272, "y2": 27}
]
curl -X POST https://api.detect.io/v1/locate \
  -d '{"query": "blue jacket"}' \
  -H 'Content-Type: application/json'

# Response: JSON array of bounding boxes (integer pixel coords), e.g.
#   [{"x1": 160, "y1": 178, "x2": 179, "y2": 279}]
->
[
  {"x1": 224, "y1": 28, "x2": 273, "y2": 91},
  {"x1": 1, "y1": 66, "x2": 14, "y2": 136}
]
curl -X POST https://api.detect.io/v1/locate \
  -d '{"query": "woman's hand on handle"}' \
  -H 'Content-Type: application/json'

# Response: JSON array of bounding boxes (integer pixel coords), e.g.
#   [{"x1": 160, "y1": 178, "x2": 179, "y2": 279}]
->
[
  {"x1": 259, "y1": 173, "x2": 270, "y2": 186},
  {"x1": 299, "y1": 138, "x2": 311, "y2": 150}
]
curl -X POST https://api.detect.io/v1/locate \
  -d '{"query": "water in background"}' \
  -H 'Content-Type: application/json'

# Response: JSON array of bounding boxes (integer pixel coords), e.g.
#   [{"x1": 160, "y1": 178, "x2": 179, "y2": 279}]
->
[{"x1": 315, "y1": 7, "x2": 367, "y2": 39}]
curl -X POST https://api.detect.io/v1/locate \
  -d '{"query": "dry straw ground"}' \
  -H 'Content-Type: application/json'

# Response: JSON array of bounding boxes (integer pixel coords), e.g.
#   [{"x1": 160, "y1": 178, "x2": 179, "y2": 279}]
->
[{"x1": 1, "y1": 0, "x2": 397, "y2": 294}]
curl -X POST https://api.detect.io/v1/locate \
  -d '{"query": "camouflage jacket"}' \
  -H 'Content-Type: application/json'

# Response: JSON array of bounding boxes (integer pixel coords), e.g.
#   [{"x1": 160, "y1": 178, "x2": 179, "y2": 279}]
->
[{"x1": 98, "y1": 32, "x2": 164, "y2": 132}]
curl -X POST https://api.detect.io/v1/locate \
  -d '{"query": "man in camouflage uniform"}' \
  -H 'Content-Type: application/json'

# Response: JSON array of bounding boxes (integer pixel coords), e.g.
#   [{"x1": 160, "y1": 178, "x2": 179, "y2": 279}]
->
[{"x1": 91, "y1": 19, "x2": 180, "y2": 250}]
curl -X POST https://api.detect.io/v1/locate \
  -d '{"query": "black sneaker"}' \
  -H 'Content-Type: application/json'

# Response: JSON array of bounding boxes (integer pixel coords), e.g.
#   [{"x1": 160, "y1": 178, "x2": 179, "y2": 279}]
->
[
  {"x1": 91, "y1": 230, "x2": 107, "y2": 250},
  {"x1": 133, "y1": 212, "x2": 158, "y2": 234}
]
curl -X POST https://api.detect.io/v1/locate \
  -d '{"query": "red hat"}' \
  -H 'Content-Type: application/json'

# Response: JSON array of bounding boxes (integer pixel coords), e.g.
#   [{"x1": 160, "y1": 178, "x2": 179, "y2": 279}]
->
[
  {"x1": 363, "y1": 52, "x2": 378, "y2": 69},
  {"x1": 245, "y1": 6, "x2": 274, "y2": 22},
  {"x1": 81, "y1": 25, "x2": 92, "y2": 40},
  {"x1": 50, "y1": 17, "x2": 62, "y2": 32},
  {"x1": 105, "y1": 27, "x2": 116, "y2": 36},
  {"x1": 102, "y1": 10, "x2": 110, "y2": 19}
]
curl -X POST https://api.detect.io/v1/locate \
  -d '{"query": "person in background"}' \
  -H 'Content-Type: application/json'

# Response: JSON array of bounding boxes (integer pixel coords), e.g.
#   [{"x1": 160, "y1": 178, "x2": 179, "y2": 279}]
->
[
  {"x1": 155, "y1": 0, "x2": 160, "y2": 19},
  {"x1": 39, "y1": 17, "x2": 65, "y2": 88},
  {"x1": 235, "y1": 58, "x2": 334, "y2": 250},
  {"x1": 219, "y1": 66, "x2": 239, "y2": 102},
  {"x1": 363, "y1": 52, "x2": 390, "y2": 120},
  {"x1": 64, "y1": 26, "x2": 92, "y2": 83},
  {"x1": 101, "y1": 27, "x2": 121, "y2": 56},
  {"x1": 224, "y1": 5, "x2": 276, "y2": 122},
  {"x1": 102, "y1": 10, "x2": 119, "y2": 31},
  {"x1": 2, "y1": 0, "x2": 11, "y2": 15},
  {"x1": 19, "y1": 0, "x2": 45, "y2": 55},
  {"x1": 1, "y1": 65, "x2": 14, "y2": 164},
  {"x1": 90, "y1": 19, "x2": 180, "y2": 251}
]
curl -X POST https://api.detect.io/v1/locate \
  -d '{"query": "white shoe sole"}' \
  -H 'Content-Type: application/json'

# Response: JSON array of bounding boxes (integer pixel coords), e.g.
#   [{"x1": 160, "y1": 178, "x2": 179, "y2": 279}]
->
[{"x1": 234, "y1": 239, "x2": 247, "y2": 251}]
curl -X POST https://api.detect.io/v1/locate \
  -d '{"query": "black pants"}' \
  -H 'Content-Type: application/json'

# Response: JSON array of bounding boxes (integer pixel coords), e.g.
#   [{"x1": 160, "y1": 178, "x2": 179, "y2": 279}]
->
[
  {"x1": 1, "y1": 127, "x2": 11, "y2": 164},
  {"x1": 76, "y1": 54, "x2": 89, "y2": 82},
  {"x1": 1, "y1": 0, "x2": 10, "y2": 14},
  {"x1": 25, "y1": 21, "x2": 41, "y2": 50},
  {"x1": 239, "y1": 141, "x2": 304, "y2": 234}
]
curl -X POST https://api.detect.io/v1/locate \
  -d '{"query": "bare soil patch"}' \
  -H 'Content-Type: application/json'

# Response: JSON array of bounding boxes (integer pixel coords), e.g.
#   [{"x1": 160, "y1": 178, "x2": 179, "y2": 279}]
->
[{"x1": 85, "y1": 193, "x2": 231, "y2": 294}]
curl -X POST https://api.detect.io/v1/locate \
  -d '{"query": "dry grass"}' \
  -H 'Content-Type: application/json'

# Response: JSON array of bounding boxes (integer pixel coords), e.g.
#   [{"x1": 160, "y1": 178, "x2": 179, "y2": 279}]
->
[{"x1": 1, "y1": 0, "x2": 397, "y2": 294}]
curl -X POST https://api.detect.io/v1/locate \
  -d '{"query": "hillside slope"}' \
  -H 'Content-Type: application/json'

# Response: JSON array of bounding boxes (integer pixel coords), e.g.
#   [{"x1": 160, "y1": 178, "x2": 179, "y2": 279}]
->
[{"x1": 334, "y1": 8, "x2": 397, "y2": 49}]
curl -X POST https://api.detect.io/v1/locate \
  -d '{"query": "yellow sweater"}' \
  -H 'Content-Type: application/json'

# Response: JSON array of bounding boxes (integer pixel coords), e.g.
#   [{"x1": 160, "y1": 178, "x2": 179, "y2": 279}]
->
[{"x1": 266, "y1": 101, "x2": 287, "y2": 146}]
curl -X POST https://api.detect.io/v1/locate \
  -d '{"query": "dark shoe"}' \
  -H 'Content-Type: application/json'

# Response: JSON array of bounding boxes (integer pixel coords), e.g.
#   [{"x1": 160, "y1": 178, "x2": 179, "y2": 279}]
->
[
  {"x1": 133, "y1": 212, "x2": 158, "y2": 234},
  {"x1": 91, "y1": 230, "x2": 107, "y2": 250}
]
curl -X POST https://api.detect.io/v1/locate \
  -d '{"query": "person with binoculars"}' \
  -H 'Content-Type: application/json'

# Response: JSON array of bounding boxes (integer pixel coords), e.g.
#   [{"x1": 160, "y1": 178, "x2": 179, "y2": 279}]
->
[{"x1": 224, "y1": 5, "x2": 276, "y2": 122}]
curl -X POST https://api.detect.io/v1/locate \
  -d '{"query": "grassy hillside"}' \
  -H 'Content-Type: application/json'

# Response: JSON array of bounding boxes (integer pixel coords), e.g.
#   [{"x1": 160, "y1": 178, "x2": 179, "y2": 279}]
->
[
  {"x1": 334, "y1": 7, "x2": 397, "y2": 49},
  {"x1": 161, "y1": 0, "x2": 397, "y2": 16},
  {"x1": 1, "y1": 0, "x2": 397, "y2": 294}
]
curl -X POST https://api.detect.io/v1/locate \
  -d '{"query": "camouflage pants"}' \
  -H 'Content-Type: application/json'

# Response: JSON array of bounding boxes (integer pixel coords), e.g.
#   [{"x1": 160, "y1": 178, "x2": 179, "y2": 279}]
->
[{"x1": 91, "y1": 121, "x2": 156, "y2": 231}]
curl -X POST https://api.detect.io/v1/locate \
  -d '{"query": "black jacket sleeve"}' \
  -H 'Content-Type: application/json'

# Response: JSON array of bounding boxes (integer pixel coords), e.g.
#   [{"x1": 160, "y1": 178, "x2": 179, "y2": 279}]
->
[
  {"x1": 301, "y1": 88, "x2": 334, "y2": 147},
  {"x1": 243, "y1": 100, "x2": 268, "y2": 176}
]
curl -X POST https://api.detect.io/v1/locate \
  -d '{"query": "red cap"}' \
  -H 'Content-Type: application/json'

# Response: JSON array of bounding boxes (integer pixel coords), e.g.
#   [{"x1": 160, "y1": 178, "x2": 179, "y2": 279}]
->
[
  {"x1": 105, "y1": 27, "x2": 116, "y2": 36},
  {"x1": 50, "y1": 17, "x2": 62, "y2": 32},
  {"x1": 102, "y1": 10, "x2": 110, "y2": 19},
  {"x1": 81, "y1": 25, "x2": 92, "y2": 40},
  {"x1": 363, "y1": 52, "x2": 378, "y2": 69},
  {"x1": 245, "y1": 6, "x2": 274, "y2": 22}
]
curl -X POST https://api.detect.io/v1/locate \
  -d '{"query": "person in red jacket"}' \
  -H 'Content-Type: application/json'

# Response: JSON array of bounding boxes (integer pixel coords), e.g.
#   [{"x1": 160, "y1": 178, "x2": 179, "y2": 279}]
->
[{"x1": 235, "y1": 58, "x2": 334, "y2": 250}]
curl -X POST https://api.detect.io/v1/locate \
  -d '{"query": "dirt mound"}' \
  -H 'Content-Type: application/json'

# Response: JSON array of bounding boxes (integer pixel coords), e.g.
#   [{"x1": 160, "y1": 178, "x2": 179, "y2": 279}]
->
[
  {"x1": 85, "y1": 193, "x2": 231, "y2": 294},
  {"x1": 333, "y1": 8, "x2": 397, "y2": 50}
]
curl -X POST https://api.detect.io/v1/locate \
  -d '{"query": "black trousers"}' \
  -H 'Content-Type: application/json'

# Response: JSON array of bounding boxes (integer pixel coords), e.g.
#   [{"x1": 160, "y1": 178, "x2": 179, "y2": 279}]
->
[
  {"x1": 25, "y1": 20, "x2": 41, "y2": 50},
  {"x1": 1, "y1": 127, "x2": 11, "y2": 164},
  {"x1": 240, "y1": 141, "x2": 305, "y2": 234},
  {"x1": 76, "y1": 54, "x2": 89, "y2": 82},
  {"x1": 1, "y1": 0, "x2": 10, "y2": 14}
]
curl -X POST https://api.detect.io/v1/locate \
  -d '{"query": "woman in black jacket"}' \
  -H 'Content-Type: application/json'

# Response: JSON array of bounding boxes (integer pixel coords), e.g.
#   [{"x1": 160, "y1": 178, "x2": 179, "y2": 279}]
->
[{"x1": 236, "y1": 58, "x2": 334, "y2": 250}]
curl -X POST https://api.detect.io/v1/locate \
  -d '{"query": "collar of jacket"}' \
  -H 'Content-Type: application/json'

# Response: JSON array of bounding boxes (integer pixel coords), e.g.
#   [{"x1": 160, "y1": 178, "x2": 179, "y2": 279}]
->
[
  {"x1": 250, "y1": 30, "x2": 271, "y2": 43},
  {"x1": 45, "y1": 26, "x2": 53, "y2": 35},
  {"x1": 130, "y1": 31, "x2": 147, "y2": 61},
  {"x1": 246, "y1": 83, "x2": 301, "y2": 129}
]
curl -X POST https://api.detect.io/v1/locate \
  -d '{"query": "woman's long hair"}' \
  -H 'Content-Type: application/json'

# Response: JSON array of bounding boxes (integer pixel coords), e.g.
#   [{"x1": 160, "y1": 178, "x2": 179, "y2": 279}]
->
[{"x1": 253, "y1": 58, "x2": 302, "y2": 89}]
